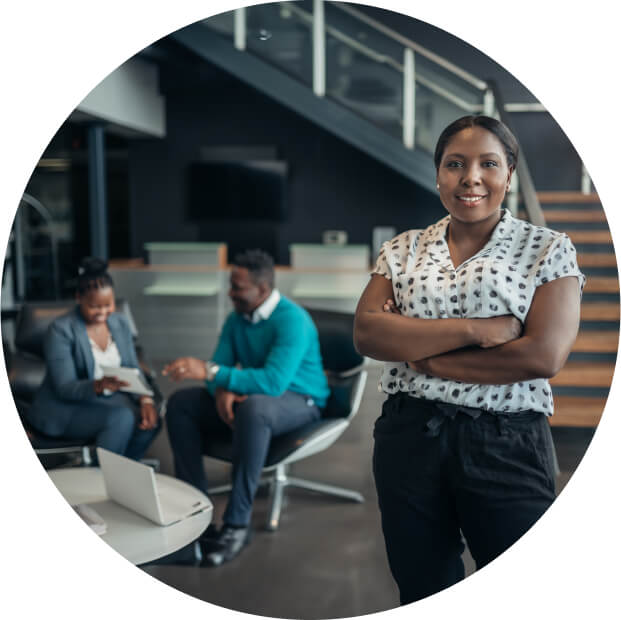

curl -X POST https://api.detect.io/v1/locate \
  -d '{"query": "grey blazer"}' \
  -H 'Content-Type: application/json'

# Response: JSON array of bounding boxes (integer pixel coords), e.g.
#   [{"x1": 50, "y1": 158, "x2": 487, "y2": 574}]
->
[{"x1": 27, "y1": 307, "x2": 143, "y2": 436}]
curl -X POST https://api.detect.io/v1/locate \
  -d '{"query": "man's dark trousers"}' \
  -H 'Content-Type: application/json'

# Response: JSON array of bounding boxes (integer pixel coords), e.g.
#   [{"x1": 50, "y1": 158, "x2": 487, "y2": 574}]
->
[{"x1": 166, "y1": 387, "x2": 321, "y2": 526}]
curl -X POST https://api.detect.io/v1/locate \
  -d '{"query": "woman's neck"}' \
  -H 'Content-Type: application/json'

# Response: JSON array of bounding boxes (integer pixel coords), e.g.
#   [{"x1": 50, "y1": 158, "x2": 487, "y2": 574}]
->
[{"x1": 446, "y1": 210, "x2": 502, "y2": 266}]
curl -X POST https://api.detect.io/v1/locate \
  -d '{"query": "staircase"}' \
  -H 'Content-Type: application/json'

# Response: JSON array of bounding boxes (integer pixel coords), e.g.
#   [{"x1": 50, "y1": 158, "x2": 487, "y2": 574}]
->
[{"x1": 523, "y1": 192, "x2": 618, "y2": 427}]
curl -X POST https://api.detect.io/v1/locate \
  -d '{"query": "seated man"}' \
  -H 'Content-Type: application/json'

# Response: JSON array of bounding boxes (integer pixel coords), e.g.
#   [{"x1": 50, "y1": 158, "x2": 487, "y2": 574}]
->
[{"x1": 163, "y1": 249, "x2": 330, "y2": 566}]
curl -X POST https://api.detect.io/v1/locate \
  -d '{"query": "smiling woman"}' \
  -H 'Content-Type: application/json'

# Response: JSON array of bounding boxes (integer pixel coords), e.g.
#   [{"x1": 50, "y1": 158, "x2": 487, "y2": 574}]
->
[
  {"x1": 353, "y1": 115, "x2": 585, "y2": 605},
  {"x1": 23, "y1": 257, "x2": 161, "y2": 460}
]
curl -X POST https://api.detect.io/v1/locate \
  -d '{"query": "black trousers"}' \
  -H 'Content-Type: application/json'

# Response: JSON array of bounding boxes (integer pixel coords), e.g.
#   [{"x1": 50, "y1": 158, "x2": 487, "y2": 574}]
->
[{"x1": 373, "y1": 393, "x2": 556, "y2": 605}]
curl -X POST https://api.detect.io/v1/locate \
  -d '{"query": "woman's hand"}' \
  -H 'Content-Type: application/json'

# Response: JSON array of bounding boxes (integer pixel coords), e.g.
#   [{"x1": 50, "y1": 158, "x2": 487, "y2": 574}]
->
[
  {"x1": 406, "y1": 277, "x2": 581, "y2": 384},
  {"x1": 94, "y1": 376, "x2": 129, "y2": 394},
  {"x1": 139, "y1": 398, "x2": 159, "y2": 430},
  {"x1": 474, "y1": 315, "x2": 523, "y2": 348},
  {"x1": 162, "y1": 357, "x2": 207, "y2": 381},
  {"x1": 382, "y1": 299, "x2": 401, "y2": 315},
  {"x1": 383, "y1": 298, "x2": 521, "y2": 348}
]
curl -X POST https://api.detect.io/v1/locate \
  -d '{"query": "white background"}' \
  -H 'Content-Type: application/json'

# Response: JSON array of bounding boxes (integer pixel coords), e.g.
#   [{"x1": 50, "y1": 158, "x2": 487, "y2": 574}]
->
[{"x1": 1, "y1": 1, "x2": 619, "y2": 618}]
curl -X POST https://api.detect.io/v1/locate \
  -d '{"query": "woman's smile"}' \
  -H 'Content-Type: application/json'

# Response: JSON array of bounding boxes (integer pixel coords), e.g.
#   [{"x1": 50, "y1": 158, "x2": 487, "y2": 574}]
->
[{"x1": 455, "y1": 193, "x2": 489, "y2": 207}]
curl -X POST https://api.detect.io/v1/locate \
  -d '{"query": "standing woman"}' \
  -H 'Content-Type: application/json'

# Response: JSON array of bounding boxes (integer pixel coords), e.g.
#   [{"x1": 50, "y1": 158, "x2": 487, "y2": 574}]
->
[
  {"x1": 354, "y1": 116, "x2": 584, "y2": 605},
  {"x1": 26, "y1": 257, "x2": 160, "y2": 460}
]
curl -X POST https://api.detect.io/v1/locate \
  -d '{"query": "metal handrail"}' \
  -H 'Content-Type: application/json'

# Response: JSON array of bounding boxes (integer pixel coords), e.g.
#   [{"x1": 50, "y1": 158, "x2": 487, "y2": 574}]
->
[
  {"x1": 486, "y1": 80, "x2": 545, "y2": 226},
  {"x1": 330, "y1": 2, "x2": 488, "y2": 91},
  {"x1": 288, "y1": 2, "x2": 402, "y2": 71},
  {"x1": 287, "y1": 2, "x2": 479, "y2": 112}
]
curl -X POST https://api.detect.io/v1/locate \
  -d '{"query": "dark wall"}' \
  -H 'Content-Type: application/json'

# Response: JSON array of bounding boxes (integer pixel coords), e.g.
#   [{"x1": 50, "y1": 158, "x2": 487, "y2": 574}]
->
[{"x1": 128, "y1": 61, "x2": 443, "y2": 264}]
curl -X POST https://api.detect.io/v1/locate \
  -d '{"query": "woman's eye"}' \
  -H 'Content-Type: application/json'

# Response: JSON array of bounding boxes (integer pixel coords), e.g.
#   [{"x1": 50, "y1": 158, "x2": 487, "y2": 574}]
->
[
  {"x1": 446, "y1": 161, "x2": 463, "y2": 168},
  {"x1": 482, "y1": 160, "x2": 498, "y2": 167}
]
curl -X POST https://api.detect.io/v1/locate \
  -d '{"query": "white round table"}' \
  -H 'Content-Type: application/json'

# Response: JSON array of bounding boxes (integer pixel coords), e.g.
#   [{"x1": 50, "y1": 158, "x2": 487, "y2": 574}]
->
[{"x1": 49, "y1": 467, "x2": 212, "y2": 565}]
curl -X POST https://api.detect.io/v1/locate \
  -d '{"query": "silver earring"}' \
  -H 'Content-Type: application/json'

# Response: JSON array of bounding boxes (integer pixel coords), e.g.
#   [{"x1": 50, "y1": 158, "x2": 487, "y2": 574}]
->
[{"x1": 436, "y1": 184, "x2": 440, "y2": 190}]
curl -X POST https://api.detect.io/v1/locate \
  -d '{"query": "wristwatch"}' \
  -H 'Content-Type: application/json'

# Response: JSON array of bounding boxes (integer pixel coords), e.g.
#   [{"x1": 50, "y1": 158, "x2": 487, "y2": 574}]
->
[{"x1": 205, "y1": 360, "x2": 221, "y2": 382}]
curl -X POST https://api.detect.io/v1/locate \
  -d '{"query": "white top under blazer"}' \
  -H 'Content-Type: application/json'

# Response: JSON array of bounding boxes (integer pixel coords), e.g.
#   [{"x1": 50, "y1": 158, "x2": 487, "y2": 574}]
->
[{"x1": 372, "y1": 209, "x2": 585, "y2": 415}]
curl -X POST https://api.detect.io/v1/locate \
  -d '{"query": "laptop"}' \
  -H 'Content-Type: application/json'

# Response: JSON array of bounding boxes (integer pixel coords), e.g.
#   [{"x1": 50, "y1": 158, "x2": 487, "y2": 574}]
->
[{"x1": 97, "y1": 447, "x2": 212, "y2": 526}]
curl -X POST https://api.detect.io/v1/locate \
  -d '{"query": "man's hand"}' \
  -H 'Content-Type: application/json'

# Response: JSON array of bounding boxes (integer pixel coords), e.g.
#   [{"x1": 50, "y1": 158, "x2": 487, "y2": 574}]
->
[
  {"x1": 215, "y1": 388, "x2": 247, "y2": 428},
  {"x1": 162, "y1": 357, "x2": 207, "y2": 382},
  {"x1": 138, "y1": 398, "x2": 159, "y2": 430},
  {"x1": 94, "y1": 376, "x2": 129, "y2": 394}
]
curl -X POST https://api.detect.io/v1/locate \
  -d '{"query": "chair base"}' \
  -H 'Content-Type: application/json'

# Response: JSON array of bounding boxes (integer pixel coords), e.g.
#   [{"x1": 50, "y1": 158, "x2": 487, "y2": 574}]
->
[{"x1": 209, "y1": 463, "x2": 364, "y2": 531}]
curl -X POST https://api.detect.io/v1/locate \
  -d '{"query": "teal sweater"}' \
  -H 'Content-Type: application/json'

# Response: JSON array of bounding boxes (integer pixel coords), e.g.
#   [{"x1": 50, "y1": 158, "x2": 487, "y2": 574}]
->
[{"x1": 208, "y1": 296, "x2": 330, "y2": 408}]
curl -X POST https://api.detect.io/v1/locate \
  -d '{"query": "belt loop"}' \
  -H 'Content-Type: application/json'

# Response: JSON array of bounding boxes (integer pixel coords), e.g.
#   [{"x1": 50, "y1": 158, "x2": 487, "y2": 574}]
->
[{"x1": 495, "y1": 415, "x2": 507, "y2": 436}]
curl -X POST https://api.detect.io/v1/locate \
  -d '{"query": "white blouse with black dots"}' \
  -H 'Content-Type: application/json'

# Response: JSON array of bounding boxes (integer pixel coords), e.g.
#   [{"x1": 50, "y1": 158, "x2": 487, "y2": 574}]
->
[{"x1": 372, "y1": 209, "x2": 586, "y2": 416}]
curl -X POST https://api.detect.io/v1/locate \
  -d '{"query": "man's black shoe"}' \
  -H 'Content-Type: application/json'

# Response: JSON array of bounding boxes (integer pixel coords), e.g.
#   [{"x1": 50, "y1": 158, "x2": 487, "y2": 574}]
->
[
  {"x1": 202, "y1": 525, "x2": 252, "y2": 567},
  {"x1": 198, "y1": 523, "x2": 222, "y2": 555}
]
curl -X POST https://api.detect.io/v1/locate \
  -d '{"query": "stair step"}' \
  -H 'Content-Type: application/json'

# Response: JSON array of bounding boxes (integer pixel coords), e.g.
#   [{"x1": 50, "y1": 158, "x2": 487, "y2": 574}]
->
[
  {"x1": 537, "y1": 191, "x2": 600, "y2": 204},
  {"x1": 573, "y1": 331, "x2": 619, "y2": 353},
  {"x1": 550, "y1": 396, "x2": 606, "y2": 427},
  {"x1": 581, "y1": 303, "x2": 620, "y2": 321},
  {"x1": 540, "y1": 209, "x2": 607, "y2": 223},
  {"x1": 562, "y1": 230, "x2": 613, "y2": 244},
  {"x1": 584, "y1": 277, "x2": 619, "y2": 294},
  {"x1": 551, "y1": 361, "x2": 614, "y2": 387},
  {"x1": 577, "y1": 253, "x2": 617, "y2": 268}
]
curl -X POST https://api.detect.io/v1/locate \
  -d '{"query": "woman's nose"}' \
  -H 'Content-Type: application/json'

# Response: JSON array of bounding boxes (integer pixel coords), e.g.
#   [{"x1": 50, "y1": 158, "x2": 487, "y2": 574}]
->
[{"x1": 461, "y1": 164, "x2": 482, "y2": 186}]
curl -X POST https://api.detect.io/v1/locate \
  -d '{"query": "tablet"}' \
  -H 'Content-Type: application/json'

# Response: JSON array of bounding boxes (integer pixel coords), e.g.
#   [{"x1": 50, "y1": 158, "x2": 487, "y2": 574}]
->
[{"x1": 100, "y1": 365, "x2": 154, "y2": 397}]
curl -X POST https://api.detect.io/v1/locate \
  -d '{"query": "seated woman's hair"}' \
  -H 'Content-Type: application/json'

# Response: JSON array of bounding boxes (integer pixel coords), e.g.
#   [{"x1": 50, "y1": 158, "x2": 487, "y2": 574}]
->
[
  {"x1": 77, "y1": 257, "x2": 114, "y2": 294},
  {"x1": 233, "y1": 249, "x2": 275, "y2": 288},
  {"x1": 433, "y1": 115, "x2": 520, "y2": 170}
]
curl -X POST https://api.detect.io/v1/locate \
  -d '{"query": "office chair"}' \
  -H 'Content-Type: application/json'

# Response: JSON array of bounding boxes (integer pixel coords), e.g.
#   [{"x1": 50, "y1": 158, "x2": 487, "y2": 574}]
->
[
  {"x1": 205, "y1": 308, "x2": 368, "y2": 531},
  {"x1": 7, "y1": 299, "x2": 161, "y2": 467}
]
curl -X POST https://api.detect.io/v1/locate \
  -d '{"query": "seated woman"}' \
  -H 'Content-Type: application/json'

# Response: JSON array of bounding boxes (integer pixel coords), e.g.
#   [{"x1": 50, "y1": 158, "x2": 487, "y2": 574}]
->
[
  {"x1": 354, "y1": 115, "x2": 584, "y2": 605},
  {"x1": 25, "y1": 257, "x2": 160, "y2": 460}
]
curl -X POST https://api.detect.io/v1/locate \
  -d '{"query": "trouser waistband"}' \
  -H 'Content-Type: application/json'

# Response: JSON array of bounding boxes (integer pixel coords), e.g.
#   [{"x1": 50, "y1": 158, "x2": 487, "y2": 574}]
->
[{"x1": 386, "y1": 392, "x2": 540, "y2": 437}]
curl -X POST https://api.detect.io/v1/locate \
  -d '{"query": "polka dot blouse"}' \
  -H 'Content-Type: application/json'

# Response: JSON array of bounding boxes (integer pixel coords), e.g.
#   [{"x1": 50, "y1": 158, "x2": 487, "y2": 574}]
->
[{"x1": 372, "y1": 209, "x2": 586, "y2": 416}]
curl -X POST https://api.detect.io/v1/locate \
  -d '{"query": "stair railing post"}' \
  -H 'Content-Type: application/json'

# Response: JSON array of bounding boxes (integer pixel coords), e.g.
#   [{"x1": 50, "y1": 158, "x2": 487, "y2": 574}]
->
[
  {"x1": 581, "y1": 164, "x2": 592, "y2": 194},
  {"x1": 403, "y1": 48, "x2": 415, "y2": 149},
  {"x1": 234, "y1": 7, "x2": 246, "y2": 51},
  {"x1": 483, "y1": 88, "x2": 495, "y2": 117},
  {"x1": 313, "y1": 0, "x2": 326, "y2": 97}
]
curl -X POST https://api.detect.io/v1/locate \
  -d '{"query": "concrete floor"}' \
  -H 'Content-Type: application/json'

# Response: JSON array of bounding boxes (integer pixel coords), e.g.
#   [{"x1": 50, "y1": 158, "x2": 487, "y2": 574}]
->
[{"x1": 138, "y1": 365, "x2": 595, "y2": 619}]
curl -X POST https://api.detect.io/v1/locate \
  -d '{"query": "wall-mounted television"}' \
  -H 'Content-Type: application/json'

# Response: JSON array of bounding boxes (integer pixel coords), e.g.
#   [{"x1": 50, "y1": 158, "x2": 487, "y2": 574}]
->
[{"x1": 187, "y1": 160, "x2": 288, "y2": 221}]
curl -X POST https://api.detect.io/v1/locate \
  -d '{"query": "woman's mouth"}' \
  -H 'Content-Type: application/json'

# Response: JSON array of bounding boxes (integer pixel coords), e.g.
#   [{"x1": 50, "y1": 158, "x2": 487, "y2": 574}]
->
[{"x1": 456, "y1": 194, "x2": 487, "y2": 207}]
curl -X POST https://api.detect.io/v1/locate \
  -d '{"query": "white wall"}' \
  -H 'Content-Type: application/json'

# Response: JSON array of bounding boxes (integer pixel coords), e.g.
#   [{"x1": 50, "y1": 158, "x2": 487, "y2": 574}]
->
[{"x1": 77, "y1": 57, "x2": 165, "y2": 137}]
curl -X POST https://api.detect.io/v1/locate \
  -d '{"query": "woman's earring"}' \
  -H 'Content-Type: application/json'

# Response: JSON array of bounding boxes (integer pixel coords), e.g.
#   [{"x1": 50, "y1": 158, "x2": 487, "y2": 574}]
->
[{"x1": 436, "y1": 183, "x2": 440, "y2": 190}]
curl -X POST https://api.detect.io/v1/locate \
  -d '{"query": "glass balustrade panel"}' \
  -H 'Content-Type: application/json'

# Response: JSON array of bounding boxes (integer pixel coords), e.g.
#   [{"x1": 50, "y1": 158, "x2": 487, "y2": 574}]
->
[
  {"x1": 243, "y1": 2, "x2": 314, "y2": 88},
  {"x1": 324, "y1": 1, "x2": 404, "y2": 141},
  {"x1": 412, "y1": 52, "x2": 486, "y2": 154},
  {"x1": 200, "y1": 2, "x2": 488, "y2": 154}
]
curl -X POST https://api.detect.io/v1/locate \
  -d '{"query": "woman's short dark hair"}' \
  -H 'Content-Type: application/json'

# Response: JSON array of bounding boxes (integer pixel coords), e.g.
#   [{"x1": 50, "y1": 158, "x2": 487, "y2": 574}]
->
[
  {"x1": 433, "y1": 115, "x2": 519, "y2": 171},
  {"x1": 233, "y1": 249, "x2": 275, "y2": 288},
  {"x1": 76, "y1": 257, "x2": 114, "y2": 295}
]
